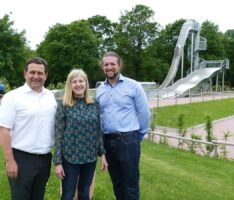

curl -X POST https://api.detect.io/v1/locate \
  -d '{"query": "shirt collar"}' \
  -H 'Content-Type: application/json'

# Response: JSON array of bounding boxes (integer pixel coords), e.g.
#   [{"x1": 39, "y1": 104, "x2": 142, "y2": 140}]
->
[
  {"x1": 23, "y1": 83, "x2": 46, "y2": 94},
  {"x1": 104, "y1": 74, "x2": 124, "y2": 86}
]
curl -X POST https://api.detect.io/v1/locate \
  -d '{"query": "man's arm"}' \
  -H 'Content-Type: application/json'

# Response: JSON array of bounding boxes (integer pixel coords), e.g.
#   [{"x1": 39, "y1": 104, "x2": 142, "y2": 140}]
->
[
  {"x1": 134, "y1": 84, "x2": 151, "y2": 141},
  {"x1": 0, "y1": 127, "x2": 18, "y2": 178}
]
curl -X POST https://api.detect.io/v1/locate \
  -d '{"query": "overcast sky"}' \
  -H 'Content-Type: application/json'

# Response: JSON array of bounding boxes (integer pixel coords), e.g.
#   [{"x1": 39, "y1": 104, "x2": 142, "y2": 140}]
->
[{"x1": 1, "y1": 0, "x2": 233, "y2": 49}]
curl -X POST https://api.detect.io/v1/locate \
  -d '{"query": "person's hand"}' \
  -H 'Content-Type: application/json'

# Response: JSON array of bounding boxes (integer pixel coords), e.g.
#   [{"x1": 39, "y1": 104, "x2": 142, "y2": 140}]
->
[
  {"x1": 6, "y1": 159, "x2": 18, "y2": 179},
  {"x1": 101, "y1": 155, "x2": 108, "y2": 172},
  {"x1": 55, "y1": 164, "x2": 65, "y2": 180}
]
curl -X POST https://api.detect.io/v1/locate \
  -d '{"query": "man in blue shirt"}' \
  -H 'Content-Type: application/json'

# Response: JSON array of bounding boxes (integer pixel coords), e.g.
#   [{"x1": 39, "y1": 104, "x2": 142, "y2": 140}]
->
[{"x1": 96, "y1": 51, "x2": 151, "y2": 200}]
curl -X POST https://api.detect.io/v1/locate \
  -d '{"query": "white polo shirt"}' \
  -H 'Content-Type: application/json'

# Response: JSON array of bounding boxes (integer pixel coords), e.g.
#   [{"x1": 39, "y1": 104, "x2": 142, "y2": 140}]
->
[{"x1": 0, "y1": 83, "x2": 57, "y2": 154}]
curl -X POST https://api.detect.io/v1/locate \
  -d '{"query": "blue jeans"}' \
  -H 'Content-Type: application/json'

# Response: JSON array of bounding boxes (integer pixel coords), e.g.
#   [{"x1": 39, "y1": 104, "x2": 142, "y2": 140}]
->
[
  {"x1": 104, "y1": 131, "x2": 141, "y2": 200},
  {"x1": 61, "y1": 159, "x2": 96, "y2": 200}
]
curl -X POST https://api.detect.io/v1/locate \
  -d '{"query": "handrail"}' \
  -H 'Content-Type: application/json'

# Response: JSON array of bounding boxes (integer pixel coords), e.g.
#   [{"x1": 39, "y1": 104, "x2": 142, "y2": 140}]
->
[
  {"x1": 212, "y1": 140, "x2": 234, "y2": 146},
  {"x1": 148, "y1": 131, "x2": 234, "y2": 158},
  {"x1": 150, "y1": 132, "x2": 213, "y2": 145}
]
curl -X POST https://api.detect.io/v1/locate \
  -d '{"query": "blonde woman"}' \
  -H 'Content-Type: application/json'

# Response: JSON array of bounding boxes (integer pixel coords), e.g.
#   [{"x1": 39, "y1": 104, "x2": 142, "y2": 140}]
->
[{"x1": 53, "y1": 69, "x2": 108, "y2": 200}]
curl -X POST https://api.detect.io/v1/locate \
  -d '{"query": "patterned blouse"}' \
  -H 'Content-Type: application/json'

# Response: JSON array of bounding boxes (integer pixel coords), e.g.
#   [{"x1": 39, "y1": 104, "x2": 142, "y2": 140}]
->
[{"x1": 53, "y1": 98, "x2": 105, "y2": 165}]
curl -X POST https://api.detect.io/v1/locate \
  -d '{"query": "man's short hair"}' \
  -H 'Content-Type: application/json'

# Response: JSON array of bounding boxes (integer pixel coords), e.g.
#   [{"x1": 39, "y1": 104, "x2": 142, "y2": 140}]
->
[{"x1": 25, "y1": 57, "x2": 48, "y2": 73}]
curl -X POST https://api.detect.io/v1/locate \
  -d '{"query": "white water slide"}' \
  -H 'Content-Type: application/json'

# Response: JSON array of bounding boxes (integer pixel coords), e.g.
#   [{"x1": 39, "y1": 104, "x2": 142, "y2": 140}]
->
[
  {"x1": 159, "y1": 67, "x2": 222, "y2": 98},
  {"x1": 158, "y1": 19, "x2": 229, "y2": 98}
]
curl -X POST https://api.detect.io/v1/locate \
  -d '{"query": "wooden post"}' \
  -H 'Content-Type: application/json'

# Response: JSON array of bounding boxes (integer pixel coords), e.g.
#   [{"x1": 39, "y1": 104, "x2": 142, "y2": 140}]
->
[{"x1": 213, "y1": 143, "x2": 219, "y2": 158}]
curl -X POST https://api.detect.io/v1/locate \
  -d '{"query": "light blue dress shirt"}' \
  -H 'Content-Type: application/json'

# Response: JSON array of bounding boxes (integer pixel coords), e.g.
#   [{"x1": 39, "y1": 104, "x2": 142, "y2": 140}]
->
[{"x1": 96, "y1": 74, "x2": 151, "y2": 140}]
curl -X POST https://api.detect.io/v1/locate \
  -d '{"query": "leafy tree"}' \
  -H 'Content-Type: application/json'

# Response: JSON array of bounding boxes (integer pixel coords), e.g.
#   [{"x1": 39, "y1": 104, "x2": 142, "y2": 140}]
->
[
  {"x1": 154, "y1": 19, "x2": 186, "y2": 63},
  {"x1": 37, "y1": 20, "x2": 101, "y2": 87},
  {"x1": 140, "y1": 52, "x2": 168, "y2": 83},
  {"x1": 87, "y1": 15, "x2": 116, "y2": 57},
  {"x1": 223, "y1": 29, "x2": 234, "y2": 86},
  {"x1": 200, "y1": 21, "x2": 230, "y2": 88},
  {"x1": 200, "y1": 21, "x2": 225, "y2": 60},
  {"x1": 0, "y1": 14, "x2": 32, "y2": 88},
  {"x1": 147, "y1": 19, "x2": 186, "y2": 83},
  {"x1": 114, "y1": 4, "x2": 160, "y2": 80}
]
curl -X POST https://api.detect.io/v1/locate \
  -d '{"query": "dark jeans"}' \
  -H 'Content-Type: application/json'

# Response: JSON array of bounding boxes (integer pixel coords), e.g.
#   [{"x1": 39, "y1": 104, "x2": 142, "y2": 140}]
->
[
  {"x1": 8, "y1": 149, "x2": 52, "y2": 200},
  {"x1": 104, "y1": 131, "x2": 141, "y2": 200},
  {"x1": 61, "y1": 159, "x2": 96, "y2": 200}
]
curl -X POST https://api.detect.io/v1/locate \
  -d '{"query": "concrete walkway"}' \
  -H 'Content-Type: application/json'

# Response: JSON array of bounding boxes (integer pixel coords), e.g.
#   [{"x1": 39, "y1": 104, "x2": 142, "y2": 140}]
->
[
  {"x1": 148, "y1": 93, "x2": 234, "y2": 108},
  {"x1": 148, "y1": 95, "x2": 234, "y2": 160}
]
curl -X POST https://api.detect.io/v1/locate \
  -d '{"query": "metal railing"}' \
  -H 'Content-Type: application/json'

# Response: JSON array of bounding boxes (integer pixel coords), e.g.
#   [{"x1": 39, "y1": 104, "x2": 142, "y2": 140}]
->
[
  {"x1": 51, "y1": 88, "x2": 234, "y2": 107},
  {"x1": 147, "y1": 89, "x2": 234, "y2": 108},
  {"x1": 148, "y1": 131, "x2": 234, "y2": 159}
]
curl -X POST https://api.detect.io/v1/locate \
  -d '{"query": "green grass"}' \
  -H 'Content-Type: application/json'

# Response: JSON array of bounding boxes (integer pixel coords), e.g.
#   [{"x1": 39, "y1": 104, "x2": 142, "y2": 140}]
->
[
  {"x1": 1, "y1": 140, "x2": 234, "y2": 200},
  {"x1": 154, "y1": 98, "x2": 234, "y2": 128}
]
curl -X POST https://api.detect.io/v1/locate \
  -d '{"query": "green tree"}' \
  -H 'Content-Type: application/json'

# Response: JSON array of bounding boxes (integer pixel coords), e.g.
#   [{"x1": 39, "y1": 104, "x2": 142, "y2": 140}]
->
[
  {"x1": 200, "y1": 21, "x2": 225, "y2": 60},
  {"x1": 87, "y1": 15, "x2": 116, "y2": 56},
  {"x1": 200, "y1": 21, "x2": 230, "y2": 88},
  {"x1": 114, "y1": 4, "x2": 160, "y2": 80},
  {"x1": 154, "y1": 19, "x2": 186, "y2": 64},
  {"x1": 0, "y1": 14, "x2": 32, "y2": 88},
  {"x1": 37, "y1": 20, "x2": 101, "y2": 87},
  {"x1": 146, "y1": 19, "x2": 186, "y2": 83},
  {"x1": 223, "y1": 29, "x2": 234, "y2": 86}
]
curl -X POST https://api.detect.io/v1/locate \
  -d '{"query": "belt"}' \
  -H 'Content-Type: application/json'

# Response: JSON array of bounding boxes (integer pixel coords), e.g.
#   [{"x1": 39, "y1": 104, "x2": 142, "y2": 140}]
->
[
  {"x1": 104, "y1": 131, "x2": 135, "y2": 140},
  {"x1": 12, "y1": 148, "x2": 51, "y2": 157}
]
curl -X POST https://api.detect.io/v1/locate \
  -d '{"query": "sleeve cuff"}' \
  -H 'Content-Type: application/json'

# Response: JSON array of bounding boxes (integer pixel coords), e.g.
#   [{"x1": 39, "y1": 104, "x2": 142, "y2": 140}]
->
[{"x1": 138, "y1": 132, "x2": 145, "y2": 141}]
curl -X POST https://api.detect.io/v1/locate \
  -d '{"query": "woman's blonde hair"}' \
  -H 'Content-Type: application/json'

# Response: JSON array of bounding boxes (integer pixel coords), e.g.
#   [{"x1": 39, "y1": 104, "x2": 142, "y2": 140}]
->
[{"x1": 63, "y1": 69, "x2": 93, "y2": 106}]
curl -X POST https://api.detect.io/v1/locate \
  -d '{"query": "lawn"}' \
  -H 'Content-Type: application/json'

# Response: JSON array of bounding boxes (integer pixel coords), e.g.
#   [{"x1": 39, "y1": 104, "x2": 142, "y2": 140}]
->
[
  {"x1": 1, "y1": 140, "x2": 234, "y2": 200},
  {"x1": 153, "y1": 98, "x2": 234, "y2": 128}
]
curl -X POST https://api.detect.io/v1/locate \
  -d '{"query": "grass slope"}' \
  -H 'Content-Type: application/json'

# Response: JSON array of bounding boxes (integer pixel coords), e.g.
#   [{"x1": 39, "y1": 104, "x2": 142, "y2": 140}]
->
[
  {"x1": 1, "y1": 140, "x2": 233, "y2": 200},
  {"x1": 154, "y1": 98, "x2": 234, "y2": 128}
]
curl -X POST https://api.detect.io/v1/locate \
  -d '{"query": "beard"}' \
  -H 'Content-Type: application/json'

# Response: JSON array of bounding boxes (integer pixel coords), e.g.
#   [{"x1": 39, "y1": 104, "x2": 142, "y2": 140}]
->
[{"x1": 105, "y1": 71, "x2": 119, "y2": 80}]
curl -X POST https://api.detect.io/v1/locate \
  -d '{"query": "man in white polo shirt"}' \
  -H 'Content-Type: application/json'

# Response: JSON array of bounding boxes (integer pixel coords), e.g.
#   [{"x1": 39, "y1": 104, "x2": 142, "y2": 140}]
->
[{"x1": 0, "y1": 57, "x2": 57, "y2": 200}]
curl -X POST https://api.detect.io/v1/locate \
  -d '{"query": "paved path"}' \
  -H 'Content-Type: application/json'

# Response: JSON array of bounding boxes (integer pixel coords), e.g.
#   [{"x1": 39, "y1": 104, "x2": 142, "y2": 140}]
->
[
  {"x1": 148, "y1": 93, "x2": 234, "y2": 108},
  {"x1": 148, "y1": 95, "x2": 234, "y2": 160}
]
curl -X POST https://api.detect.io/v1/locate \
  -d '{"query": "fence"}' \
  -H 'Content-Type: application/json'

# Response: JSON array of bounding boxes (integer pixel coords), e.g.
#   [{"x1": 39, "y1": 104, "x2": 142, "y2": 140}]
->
[
  {"x1": 147, "y1": 131, "x2": 234, "y2": 159},
  {"x1": 147, "y1": 89, "x2": 234, "y2": 108},
  {"x1": 51, "y1": 88, "x2": 234, "y2": 103}
]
